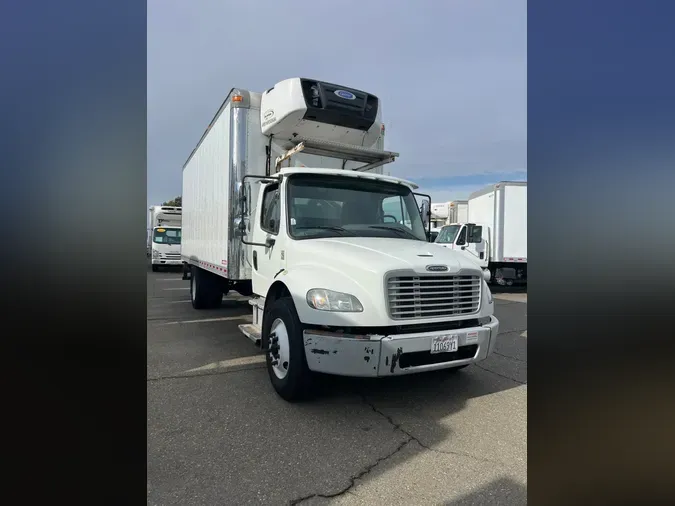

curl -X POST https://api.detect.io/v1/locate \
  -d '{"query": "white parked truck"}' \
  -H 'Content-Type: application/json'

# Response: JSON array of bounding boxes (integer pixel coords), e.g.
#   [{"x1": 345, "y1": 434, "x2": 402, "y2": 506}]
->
[
  {"x1": 447, "y1": 200, "x2": 469, "y2": 224},
  {"x1": 148, "y1": 205, "x2": 182, "y2": 272},
  {"x1": 181, "y1": 78, "x2": 499, "y2": 401},
  {"x1": 430, "y1": 200, "x2": 468, "y2": 228},
  {"x1": 434, "y1": 182, "x2": 527, "y2": 285}
]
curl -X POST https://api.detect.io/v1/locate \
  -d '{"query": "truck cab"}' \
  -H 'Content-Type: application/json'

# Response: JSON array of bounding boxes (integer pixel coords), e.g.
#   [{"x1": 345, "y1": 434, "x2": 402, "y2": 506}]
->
[
  {"x1": 434, "y1": 223, "x2": 490, "y2": 267},
  {"x1": 238, "y1": 167, "x2": 498, "y2": 400},
  {"x1": 148, "y1": 206, "x2": 182, "y2": 272}
]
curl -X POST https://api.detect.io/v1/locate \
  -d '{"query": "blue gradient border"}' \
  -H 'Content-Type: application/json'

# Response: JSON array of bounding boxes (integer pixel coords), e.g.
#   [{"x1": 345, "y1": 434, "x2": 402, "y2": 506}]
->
[
  {"x1": 529, "y1": 1, "x2": 675, "y2": 504},
  {"x1": 0, "y1": 0, "x2": 147, "y2": 501}
]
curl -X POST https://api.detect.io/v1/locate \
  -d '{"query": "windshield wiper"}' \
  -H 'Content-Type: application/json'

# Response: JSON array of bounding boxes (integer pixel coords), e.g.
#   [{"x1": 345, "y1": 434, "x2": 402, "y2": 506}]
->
[
  {"x1": 294, "y1": 226, "x2": 353, "y2": 235},
  {"x1": 366, "y1": 225, "x2": 422, "y2": 240}
]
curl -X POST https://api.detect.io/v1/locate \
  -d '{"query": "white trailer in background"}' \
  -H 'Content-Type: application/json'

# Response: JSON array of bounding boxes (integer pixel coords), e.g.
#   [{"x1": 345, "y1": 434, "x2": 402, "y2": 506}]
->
[
  {"x1": 430, "y1": 202, "x2": 449, "y2": 229},
  {"x1": 447, "y1": 200, "x2": 468, "y2": 224},
  {"x1": 434, "y1": 182, "x2": 527, "y2": 285},
  {"x1": 430, "y1": 200, "x2": 468, "y2": 228},
  {"x1": 148, "y1": 205, "x2": 182, "y2": 272},
  {"x1": 181, "y1": 77, "x2": 499, "y2": 401}
]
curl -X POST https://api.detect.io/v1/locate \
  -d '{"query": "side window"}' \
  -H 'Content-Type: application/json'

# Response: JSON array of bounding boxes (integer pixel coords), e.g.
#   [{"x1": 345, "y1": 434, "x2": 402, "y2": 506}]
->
[
  {"x1": 381, "y1": 196, "x2": 412, "y2": 229},
  {"x1": 456, "y1": 226, "x2": 467, "y2": 245},
  {"x1": 261, "y1": 184, "x2": 280, "y2": 234},
  {"x1": 467, "y1": 225, "x2": 482, "y2": 243}
]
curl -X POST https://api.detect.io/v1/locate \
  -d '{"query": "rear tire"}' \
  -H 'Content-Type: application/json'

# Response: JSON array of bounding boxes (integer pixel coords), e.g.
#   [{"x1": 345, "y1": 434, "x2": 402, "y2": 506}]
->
[
  {"x1": 263, "y1": 297, "x2": 313, "y2": 402},
  {"x1": 190, "y1": 267, "x2": 223, "y2": 309}
]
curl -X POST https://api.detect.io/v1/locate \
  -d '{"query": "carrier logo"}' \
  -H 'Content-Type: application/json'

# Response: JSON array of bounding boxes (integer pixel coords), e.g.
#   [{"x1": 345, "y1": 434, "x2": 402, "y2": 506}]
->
[
  {"x1": 261, "y1": 109, "x2": 276, "y2": 128},
  {"x1": 334, "y1": 89, "x2": 356, "y2": 100},
  {"x1": 426, "y1": 265, "x2": 448, "y2": 272}
]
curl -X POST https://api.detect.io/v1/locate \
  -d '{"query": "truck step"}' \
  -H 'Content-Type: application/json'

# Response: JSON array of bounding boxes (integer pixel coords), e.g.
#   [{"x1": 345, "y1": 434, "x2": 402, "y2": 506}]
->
[{"x1": 239, "y1": 323, "x2": 261, "y2": 346}]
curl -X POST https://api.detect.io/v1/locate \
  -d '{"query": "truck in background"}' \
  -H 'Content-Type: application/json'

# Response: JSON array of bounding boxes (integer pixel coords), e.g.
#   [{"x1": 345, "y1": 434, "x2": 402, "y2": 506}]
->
[
  {"x1": 148, "y1": 205, "x2": 183, "y2": 272},
  {"x1": 430, "y1": 202, "x2": 449, "y2": 229},
  {"x1": 434, "y1": 182, "x2": 526, "y2": 286},
  {"x1": 430, "y1": 200, "x2": 468, "y2": 229},
  {"x1": 181, "y1": 77, "x2": 498, "y2": 401},
  {"x1": 447, "y1": 200, "x2": 469, "y2": 224}
]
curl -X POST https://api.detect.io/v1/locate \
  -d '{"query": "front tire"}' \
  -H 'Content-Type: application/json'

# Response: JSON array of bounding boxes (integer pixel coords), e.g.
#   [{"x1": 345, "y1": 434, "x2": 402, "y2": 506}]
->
[
  {"x1": 263, "y1": 297, "x2": 312, "y2": 402},
  {"x1": 151, "y1": 264, "x2": 159, "y2": 272}
]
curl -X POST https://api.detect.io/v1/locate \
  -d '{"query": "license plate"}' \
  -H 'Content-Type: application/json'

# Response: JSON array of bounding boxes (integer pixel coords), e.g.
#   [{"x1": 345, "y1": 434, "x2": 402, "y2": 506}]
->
[{"x1": 430, "y1": 334, "x2": 459, "y2": 354}]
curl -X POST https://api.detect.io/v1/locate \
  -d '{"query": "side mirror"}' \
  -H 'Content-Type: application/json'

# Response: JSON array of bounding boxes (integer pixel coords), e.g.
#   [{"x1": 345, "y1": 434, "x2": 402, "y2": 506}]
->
[
  {"x1": 419, "y1": 200, "x2": 430, "y2": 230},
  {"x1": 265, "y1": 237, "x2": 276, "y2": 248}
]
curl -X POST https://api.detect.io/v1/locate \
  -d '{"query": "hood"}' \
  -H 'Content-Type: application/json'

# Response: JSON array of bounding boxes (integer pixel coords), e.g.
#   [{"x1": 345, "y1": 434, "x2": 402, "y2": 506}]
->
[{"x1": 292, "y1": 237, "x2": 482, "y2": 275}]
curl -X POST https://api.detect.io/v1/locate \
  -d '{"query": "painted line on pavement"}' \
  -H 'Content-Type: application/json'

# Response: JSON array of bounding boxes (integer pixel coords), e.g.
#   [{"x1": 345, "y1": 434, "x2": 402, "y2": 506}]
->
[
  {"x1": 184, "y1": 355, "x2": 266, "y2": 373},
  {"x1": 158, "y1": 315, "x2": 251, "y2": 326}
]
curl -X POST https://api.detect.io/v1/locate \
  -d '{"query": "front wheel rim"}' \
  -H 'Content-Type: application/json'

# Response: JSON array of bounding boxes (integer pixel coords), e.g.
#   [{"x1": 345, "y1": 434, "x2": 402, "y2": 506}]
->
[
  {"x1": 268, "y1": 318, "x2": 290, "y2": 380},
  {"x1": 191, "y1": 275, "x2": 196, "y2": 301}
]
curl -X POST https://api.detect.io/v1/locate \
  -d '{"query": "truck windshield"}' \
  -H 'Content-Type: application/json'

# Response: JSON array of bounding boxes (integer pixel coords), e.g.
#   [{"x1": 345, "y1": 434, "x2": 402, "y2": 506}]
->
[
  {"x1": 435, "y1": 225, "x2": 460, "y2": 244},
  {"x1": 287, "y1": 174, "x2": 427, "y2": 241},
  {"x1": 153, "y1": 227, "x2": 181, "y2": 245}
]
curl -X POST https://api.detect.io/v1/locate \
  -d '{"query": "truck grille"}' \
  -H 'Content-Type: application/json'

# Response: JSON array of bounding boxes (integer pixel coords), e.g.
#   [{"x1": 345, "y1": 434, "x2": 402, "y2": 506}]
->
[
  {"x1": 164, "y1": 253, "x2": 181, "y2": 260},
  {"x1": 387, "y1": 274, "x2": 481, "y2": 320}
]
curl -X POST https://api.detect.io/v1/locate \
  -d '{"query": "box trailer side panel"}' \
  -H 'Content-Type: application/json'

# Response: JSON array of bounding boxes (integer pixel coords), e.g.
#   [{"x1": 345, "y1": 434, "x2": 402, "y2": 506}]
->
[
  {"x1": 502, "y1": 184, "x2": 527, "y2": 260},
  {"x1": 468, "y1": 192, "x2": 495, "y2": 230},
  {"x1": 182, "y1": 103, "x2": 232, "y2": 275},
  {"x1": 456, "y1": 202, "x2": 469, "y2": 223}
]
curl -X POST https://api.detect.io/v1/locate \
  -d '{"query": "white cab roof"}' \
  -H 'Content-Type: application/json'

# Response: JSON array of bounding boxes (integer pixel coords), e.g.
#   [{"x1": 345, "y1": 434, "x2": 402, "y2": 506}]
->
[{"x1": 277, "y1": 167, "x2": 418, "y2": 190}]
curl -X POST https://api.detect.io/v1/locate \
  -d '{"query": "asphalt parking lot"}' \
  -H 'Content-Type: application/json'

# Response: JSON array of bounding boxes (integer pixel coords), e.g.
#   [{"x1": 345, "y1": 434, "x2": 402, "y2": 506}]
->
[{"x1": 147, "y1": 267, "x2": 527, "y2": 505}]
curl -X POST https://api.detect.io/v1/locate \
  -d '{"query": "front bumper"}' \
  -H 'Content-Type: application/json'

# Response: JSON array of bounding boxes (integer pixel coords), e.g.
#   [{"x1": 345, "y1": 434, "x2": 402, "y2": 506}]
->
[
  {"x1": 303, "y1": 316, "x2": 499, "y2": 377},
  {"x1": 151, "y1": 258, "x2": 182, "y2": 266}
]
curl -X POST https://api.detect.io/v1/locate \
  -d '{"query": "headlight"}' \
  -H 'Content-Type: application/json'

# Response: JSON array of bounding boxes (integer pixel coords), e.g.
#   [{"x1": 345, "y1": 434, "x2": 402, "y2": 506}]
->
[
  {"x1": 482, "y1": 269, "x2": 491, "y2": 282},
  {"x1": 152, "y1": 250, "x2": 160, "y2": 258},
  {"x1": 306, "y1": 289, "x2": 363, "y2": 312}
]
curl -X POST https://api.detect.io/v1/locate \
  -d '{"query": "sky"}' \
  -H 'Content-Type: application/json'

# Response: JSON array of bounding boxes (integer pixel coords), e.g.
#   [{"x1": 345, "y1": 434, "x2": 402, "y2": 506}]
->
[{"x1": 147, "y1": 0, "x2": 526, "y2": 208}]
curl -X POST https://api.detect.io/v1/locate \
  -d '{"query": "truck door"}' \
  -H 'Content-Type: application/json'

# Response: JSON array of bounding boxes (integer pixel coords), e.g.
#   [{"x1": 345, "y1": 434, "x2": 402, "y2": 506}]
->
[
  {"x1": 251, "y1": 182, "x2": 285, "y2": 297},
  {"x1": 458, "y1": 224, "x2": 489, "y2": 268}
]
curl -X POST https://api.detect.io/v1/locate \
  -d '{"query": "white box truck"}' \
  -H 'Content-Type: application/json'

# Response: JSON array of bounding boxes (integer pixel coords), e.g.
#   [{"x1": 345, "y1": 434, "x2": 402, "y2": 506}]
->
[
  {"x1": 430, "y1": 200, "x2": 468, "y2": 228},
  {"x1": 430, "y1": 202, "x2": 449, "y2": 229},
  {"x1": 434, "y1": 182, "x2": 526, "y2": 285},
  {"x1": 148, "y1": 205, "x2": 182, "y2": 272},
  {"x1": 181, "y1": 78, "x2": 499, "y2": 401},
  {"x1": 447, "y1": 200, "x2": 468, "y2": 224}
]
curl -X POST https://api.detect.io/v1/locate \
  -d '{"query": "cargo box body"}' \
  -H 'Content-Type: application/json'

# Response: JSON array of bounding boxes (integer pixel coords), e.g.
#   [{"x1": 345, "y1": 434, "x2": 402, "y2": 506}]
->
[
  {"x1": 181, "y1": 90, "x2": 267, "y2": 281},
  {"x1": 468, "y1": 182, "x2": 527, "y2": 263},
  {"x1": 447, "y1": 201, "x2": 468, "y2": 224}
]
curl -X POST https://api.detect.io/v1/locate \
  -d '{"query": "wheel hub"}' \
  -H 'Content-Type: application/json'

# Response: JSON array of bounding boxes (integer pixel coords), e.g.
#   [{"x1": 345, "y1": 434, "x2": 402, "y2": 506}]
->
[{"x1": 268, "y1": 319, "x2": 290, "y2": 379}]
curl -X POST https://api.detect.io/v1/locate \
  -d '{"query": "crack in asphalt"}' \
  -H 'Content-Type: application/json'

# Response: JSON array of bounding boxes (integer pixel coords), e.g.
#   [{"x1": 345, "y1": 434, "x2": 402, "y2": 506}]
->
[
  {"x1": 289, "y1": 436, "x2": 413, "y2": 505},
  {"x1": 362, "y1": 396, "x2": 502, "y2": 465},
  {"x1": 499, "y1": 328, "x2": 528, "y2": 335},
  {"x1": 494, "y1": 351, "x2": 527, "y2": 362},
  {"x1": 289, "y1": 393, "x2": 503, "y2": 504},
  {"x1": 473, "y1": 364, "x2": 526, "y2": 385},
  {"x1": 147, "y1": 365, "x2": 265, "y2": 382}
]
